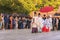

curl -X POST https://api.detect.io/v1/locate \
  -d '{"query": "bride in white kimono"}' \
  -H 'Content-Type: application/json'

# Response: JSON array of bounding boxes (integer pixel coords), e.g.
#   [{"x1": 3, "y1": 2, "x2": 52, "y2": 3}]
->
[{"x1": 37, "y1": 13, "x2": 43, "y2": 32}]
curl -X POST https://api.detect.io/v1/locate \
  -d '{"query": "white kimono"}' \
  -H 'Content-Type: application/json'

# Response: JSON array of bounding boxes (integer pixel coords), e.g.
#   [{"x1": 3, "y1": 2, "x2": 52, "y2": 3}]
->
[
  {"x1": 42, "y1": 19, "x2": 49, "y2": 29},
  {"x1": 46, "y1": 19, "x2": 50, "y2": 28},
  {"x1": 31, "y1": 16, "x2": 38, "y2": 28},
  {"x1": 37, "y1": 17, "x2": 43, "y2": 28},
  {"x1": 37, "y1": 16, "x2": 43, "y2": 32},
  {"x1": 42, "y1": 19, "x2": 46, "y2": 26},
  {"x1": 49, "y1": 18, "x2": 52, "y2": 29}
]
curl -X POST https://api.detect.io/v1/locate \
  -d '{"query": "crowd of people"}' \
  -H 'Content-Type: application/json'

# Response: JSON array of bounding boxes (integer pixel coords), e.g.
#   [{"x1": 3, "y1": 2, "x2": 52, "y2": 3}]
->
[
  {"x1": 0, "y1": 12, "x2": 60, "y2": 33},
  {"x1": 31, "y1": 12, "x2": 60, "y2": 33},
  {"x1": 0, "y1": 14, "x2": 31, "y2": 30}
]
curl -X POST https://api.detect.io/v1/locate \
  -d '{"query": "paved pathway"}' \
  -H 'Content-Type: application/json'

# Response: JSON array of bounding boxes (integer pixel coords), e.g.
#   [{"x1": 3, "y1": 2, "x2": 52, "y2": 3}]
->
[{"x1": 0, "y1": 29, "x2": 60, "y2": 40}]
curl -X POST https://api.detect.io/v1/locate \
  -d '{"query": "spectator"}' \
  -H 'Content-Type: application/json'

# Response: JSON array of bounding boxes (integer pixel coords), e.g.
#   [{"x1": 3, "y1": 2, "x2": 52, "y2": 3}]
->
[
  {"x1": 15, "y1": 17, "x2": 18, "y2": 29},
  {"x1": 12, "y1": 17, "x2": 15, "y2": 29},
  {"x1": 58, "y1": 18, "x2": 60, "y2": 30},
  {"x1": 1, "y1": 14, "x2": 4, "y2": 29},
  {"x1": 0, "y1": 14, "x2": 2, "y2": 30},
  {"x1": 4, "y1": 15, "x2": 9, "y2": 29},
  {"x1": 18, "y1": 17, "x2": 23, "y2": 29},
  {"x1": 25, "y1": 18, "x2": 31, "y2": 29},
  {"x1": 52, "y1": 17, "x2": 57, "y2": 31},
  {"x1": 9, "y1": 15, "x2": 13, "y2": 29},
  {"x1": 56, "y1": 17, "x2": 59, "y2": 30},
  {"x1": 22, "y1": 17, "x2": 26, "y2": 29},
  {"x1": 18, "y1": 17, "x2": 22, "y2": 29}
]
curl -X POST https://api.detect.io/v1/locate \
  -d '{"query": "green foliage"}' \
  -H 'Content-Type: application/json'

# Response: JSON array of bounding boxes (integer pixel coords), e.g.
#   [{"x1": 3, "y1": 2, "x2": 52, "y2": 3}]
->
[{"x1": 0, "y1": 0, "x2": 60, "y2": 14}]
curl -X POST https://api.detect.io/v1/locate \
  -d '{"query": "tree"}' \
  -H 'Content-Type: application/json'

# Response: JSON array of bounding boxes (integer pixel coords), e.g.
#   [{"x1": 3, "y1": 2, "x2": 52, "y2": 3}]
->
[
  {"x1": 0, "y1": 0, "x2": 13, "y2": 13},
  {"x1": 0, "y1": 0, "x2": 60, "y2": 14}
]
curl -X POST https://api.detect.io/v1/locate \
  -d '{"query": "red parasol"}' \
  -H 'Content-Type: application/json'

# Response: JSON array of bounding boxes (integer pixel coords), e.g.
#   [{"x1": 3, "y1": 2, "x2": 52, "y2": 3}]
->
[{"x1": 40, "y1": 6, "x2": 54, "y2": 13}]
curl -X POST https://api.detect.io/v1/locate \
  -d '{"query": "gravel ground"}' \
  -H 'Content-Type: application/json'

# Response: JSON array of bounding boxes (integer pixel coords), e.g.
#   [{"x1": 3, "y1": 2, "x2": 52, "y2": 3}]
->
[{"x1": 0, "y1": 29, "x2": 60, "y2": 40}]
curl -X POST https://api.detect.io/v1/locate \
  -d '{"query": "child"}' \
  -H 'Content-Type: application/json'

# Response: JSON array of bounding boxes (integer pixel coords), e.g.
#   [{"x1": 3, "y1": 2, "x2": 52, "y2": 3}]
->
[{"x1": 31, "y1": 19, "x2": 38, "y2": 33}]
